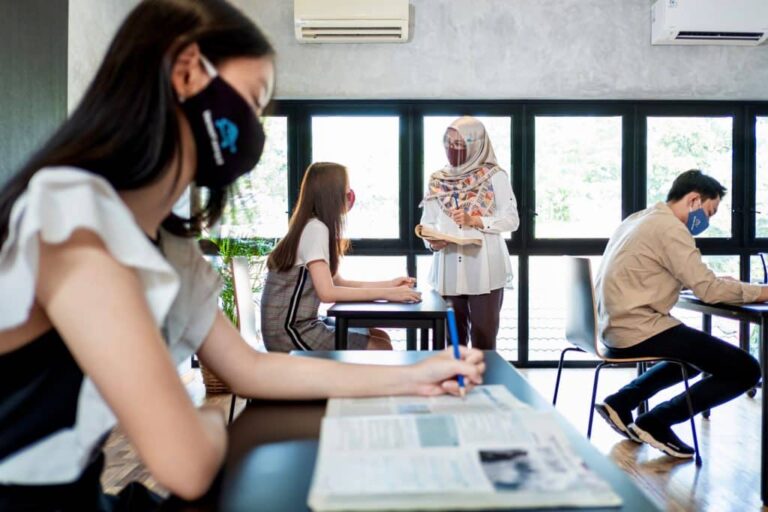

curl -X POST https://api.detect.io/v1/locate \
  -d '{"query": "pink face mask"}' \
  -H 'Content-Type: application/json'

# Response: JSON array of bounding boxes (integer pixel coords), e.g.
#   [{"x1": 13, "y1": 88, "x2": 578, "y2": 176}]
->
[
  {"x1": 444, "y1": 131, "x2": 467, "y2": 167},
  {"x1": 446, "y1": 146, "x2": 467, "y2": 167},
  {"x1": 346, "y1": 189, "x2": 356, "y2": 212}
]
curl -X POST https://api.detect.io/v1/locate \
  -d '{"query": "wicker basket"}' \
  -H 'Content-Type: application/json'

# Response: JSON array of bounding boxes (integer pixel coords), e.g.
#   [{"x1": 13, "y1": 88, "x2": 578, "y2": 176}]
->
[{"x1": 200, "y1": 363, "x2": 231, "y2": 394}]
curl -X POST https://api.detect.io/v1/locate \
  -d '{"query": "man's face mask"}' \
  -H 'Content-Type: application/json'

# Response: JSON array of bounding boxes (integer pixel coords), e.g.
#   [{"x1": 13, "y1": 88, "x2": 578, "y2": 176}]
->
[
  {"x1": 687, "y1": 198, "x2": 710, "y2": 236},
  {"x1": 180, "y1": 55, "x2": 265, "y2": 189}
]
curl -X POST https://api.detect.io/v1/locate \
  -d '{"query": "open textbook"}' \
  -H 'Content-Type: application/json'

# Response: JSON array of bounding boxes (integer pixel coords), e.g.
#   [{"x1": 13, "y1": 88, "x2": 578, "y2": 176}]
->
[
  {"x1": 415, "y1": 224, "x2": 483, "y2": 246},
  {"x1": 308, "y1": 385, "x2": 622, "y2": 511}
]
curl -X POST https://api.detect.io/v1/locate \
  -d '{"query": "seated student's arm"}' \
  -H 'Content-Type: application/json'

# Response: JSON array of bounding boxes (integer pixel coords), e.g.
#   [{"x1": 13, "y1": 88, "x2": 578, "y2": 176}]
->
[
  {"x1": 197, "y1": 311, "x2": 485, "y2": 400},
  {"x1": 36, "y1": 230, "x2": 226, "y2": 500},
  {"x1": 308, "y1": 259, "x2": 420, "y2": 303},
  {"x1": 659, "y1": 225, "x2": 768, "y2": 304},
  {"x1": 332, "y1": 273, "x2": 414, "y2": 289}
]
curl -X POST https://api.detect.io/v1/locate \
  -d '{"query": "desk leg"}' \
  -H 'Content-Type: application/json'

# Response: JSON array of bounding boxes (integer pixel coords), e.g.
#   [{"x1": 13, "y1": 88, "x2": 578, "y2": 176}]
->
[
  {"x1": 761, "y1": 317, "x2": 768, "y2": 506},
  {"x1": 407, "y1": 330, "x2": 417, "y2": 351},
  {"x1": 420, "y1": 328, "x2": 429, "y2": 351},
  {"x1": 702, "y1": 314, "x2": 712, "y2": 419},
  {"x1": 335, "y1": 318, "x2": 348, "y2": 350},
  {"x1": 434, "y1": 319, "x2": 446, "y2": 350},
  {"x1": 747, "y1": 321, "x2": 761, "y2": 398}
]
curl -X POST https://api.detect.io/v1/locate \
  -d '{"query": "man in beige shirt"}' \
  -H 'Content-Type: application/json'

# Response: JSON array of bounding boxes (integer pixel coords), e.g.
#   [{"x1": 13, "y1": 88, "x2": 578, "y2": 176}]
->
[{"x1": 594, "y1": 170, "x2": 764, "y2": 459}]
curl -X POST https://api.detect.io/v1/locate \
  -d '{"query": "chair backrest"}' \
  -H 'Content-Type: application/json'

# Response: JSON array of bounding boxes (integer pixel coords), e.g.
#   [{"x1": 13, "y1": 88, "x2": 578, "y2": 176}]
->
[
  {"x1": 231, "y1": 256, "x2": 266, "y2": 352},
  {"x1": 564, "y1": 257, "x2": 600, "y2": 357},
  {"x1": 759, "y1": 252, "x2": 768, "y2": 284}
]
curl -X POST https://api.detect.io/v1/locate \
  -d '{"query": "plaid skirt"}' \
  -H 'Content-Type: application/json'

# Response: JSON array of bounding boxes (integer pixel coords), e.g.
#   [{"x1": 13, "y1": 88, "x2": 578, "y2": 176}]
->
[{"x1": 260, "y1": 265, "x2": 370, "y2": 351}]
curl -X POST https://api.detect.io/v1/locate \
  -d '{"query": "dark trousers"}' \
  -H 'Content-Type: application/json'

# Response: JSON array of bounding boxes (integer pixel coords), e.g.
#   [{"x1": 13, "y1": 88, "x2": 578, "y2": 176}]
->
[
  {"x1": 607, "y1": 324, "x2": 761, "y2": 426},
  {"x1": 445, "y1": 288, "x2": 504, "y2": 350}
]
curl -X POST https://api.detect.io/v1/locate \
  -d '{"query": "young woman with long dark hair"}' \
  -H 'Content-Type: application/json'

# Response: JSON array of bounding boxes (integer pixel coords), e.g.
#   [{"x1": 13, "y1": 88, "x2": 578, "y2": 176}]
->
[
  {"x1": 0, "y1": 1, "x2": 484, "y2": 509},
  {"x1": 262, "y1": 162, "x2": 421, "y2": 352}
]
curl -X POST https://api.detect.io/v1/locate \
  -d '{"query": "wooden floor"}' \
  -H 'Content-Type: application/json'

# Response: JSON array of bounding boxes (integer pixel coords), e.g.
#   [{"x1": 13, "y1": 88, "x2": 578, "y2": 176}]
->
[{"x1": 101, "y1": 366, "x2": 766, "y2": 511}]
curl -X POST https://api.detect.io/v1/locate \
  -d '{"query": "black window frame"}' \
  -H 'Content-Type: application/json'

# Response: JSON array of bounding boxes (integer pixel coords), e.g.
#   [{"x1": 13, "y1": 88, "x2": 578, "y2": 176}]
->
[{"x1": 258, "y1": 99, "x2": 768, "y2": 367}]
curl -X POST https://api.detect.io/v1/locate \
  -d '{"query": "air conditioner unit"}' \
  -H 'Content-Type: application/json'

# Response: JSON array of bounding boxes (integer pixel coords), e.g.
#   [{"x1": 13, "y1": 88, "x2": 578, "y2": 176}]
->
[
  {"x1": 651, "y1": 0, "x2": 768, "y2": 46},
  {"x1": 294, "y1": 0, "x2": 409, "y2": 43}
]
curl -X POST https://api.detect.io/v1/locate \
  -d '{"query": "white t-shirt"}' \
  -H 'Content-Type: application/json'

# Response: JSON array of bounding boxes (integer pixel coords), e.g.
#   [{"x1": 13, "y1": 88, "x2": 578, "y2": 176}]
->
[{"x1": 295, "y1": 218, "x2": 330, "y2": 267}]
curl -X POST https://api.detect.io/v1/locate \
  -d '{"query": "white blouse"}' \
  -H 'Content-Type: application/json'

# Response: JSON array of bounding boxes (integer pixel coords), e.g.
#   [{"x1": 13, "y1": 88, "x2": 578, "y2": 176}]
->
[
  {"x1": 0, "y1": 167, "x2": 220, "y2": 484},
  {"x1": 420, "y1": 170, "x2": 519, "y2": 296}
]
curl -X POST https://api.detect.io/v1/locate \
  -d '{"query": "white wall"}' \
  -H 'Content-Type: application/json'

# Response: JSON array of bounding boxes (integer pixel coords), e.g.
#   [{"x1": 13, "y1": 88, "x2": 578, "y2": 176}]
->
[
  {"x1": 68, "y1": 0, "x2": 140, "y2": 110},
  {"x1": 237, "y1": 0, "x2": 768, "y2": 100}
]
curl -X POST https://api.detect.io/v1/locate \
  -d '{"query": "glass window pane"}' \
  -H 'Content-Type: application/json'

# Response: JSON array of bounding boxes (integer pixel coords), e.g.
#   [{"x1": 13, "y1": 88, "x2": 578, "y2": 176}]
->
[
  {"x1": 534, "y1": 117, "x2": 622, "y2": 238},
  {"x1": 219, "y1": 116, "x2": 288, "y2": 238},
  {"x1": 312, "y1": 116, "x2": 400, "y2": 239},
  {"x1": 701, "y1": 255, "x2": 741, "y2": 348},
  {"x1": 702, "y1": 255, "x2": 739, "y2": 278},
  {"x1": 418, "y1": 254, "x2": 518, "y2": 361},
  {"x1": 319, "y1": 256, "x2": 408, "y2": 348},
  {"x1": 756, "y1": 117, "x2": 768, "y2": 237},
  {"x1": 422, "y1": 116, "x2": 512, "y2": 194},
  {"x1": 646, "y1": 116, "x2": 733, "y2": 238},
  {"x1": 529, "y1": 256, "x2": 601, "y2": 361}
]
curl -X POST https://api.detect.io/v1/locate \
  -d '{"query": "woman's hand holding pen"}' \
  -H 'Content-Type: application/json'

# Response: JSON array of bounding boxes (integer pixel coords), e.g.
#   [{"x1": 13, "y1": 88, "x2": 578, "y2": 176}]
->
[
  {"x1": 450, "y1": 209, "x2": 479, "y2": 229},
  {"x1": 385, "y1": 285, "x2": 422, "y2": 303},
  {"x1": 389, "y1": 276, "x2": 416, "y2": 288},
  {"x1": 409, "y1": 347, "x2": 485, "y2": 397}
]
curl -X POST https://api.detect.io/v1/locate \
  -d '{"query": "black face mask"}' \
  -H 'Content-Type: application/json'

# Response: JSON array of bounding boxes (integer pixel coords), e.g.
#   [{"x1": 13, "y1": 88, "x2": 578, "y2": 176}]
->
[{"x1": 180, "y1": 55, "x2": 265, "y2": 189}]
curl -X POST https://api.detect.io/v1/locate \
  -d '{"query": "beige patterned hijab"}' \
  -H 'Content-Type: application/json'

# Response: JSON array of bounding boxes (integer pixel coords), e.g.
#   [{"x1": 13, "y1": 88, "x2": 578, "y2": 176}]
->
[{"x1": 423, "y1": 116, "x2": 502, "y2": 216}]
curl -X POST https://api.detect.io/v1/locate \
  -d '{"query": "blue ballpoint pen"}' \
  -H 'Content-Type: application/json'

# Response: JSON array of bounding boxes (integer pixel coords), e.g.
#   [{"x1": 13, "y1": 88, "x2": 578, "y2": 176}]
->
[
  {"x1": 453, "y1": 192, "x2": 461, "y2": 230},
  {"x1": 445, "y1": 301, "x2": 466, "y2": 398}
]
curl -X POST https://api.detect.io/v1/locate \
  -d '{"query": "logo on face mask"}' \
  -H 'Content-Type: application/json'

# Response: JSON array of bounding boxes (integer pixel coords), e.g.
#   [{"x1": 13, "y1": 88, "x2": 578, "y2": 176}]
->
[
  {"x1": 180, "y1": 54, "x2": 265, "y2": 188},
  {"x1": 687, "y1": 207, "x2": 709, "y2": 236},
  {"x1": 215, "y1": 118, "x2": 239, "y2": 155}
]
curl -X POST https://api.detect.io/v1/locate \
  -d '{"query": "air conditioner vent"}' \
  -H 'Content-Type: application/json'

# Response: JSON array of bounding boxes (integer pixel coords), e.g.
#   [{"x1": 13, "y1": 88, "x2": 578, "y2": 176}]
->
[{"x1": 676, "y1": 30, "x2": 764, "y2": 41}]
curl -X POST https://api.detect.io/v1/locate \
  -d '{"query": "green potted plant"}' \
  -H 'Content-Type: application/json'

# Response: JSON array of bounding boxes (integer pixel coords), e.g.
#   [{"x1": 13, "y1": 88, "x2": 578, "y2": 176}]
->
[{"x1": 200, "y1": 236, "x2": 275, "y2": 393}]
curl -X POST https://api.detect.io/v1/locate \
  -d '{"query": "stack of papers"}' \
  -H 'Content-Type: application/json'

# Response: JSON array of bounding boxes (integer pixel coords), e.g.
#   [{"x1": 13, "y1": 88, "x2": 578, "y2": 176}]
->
[{"x1": 309, "y1": 386, "x2": 621, "y2": 511}]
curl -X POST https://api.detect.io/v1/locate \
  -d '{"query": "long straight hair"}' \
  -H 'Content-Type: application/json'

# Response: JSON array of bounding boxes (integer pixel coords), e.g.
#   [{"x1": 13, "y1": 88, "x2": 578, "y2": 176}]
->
[
  {"x1": 0, "y1": 0, "x2": 274, "y2": 247},
  {"x1": 267, "y1": 162, "x2": 350, "y2": 275}
]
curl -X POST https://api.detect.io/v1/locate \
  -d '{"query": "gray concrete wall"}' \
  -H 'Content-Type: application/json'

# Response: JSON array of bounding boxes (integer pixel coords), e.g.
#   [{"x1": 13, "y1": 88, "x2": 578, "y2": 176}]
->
[
  {"x1": 68, "y1": 0, "x2": 139, "y2": 110},
  {"x1": 0, "y1": 0, "x2": 68, "y2": 185},
  {"x1": 236, "y1": 0, "x2": 768, "y2": 100}
]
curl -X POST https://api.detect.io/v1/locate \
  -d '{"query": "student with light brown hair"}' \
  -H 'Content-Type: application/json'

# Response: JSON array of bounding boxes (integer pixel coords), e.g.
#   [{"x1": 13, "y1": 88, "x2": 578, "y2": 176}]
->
[{"x1": 262, "y1": 162, "x2": 421, "y2": 352}]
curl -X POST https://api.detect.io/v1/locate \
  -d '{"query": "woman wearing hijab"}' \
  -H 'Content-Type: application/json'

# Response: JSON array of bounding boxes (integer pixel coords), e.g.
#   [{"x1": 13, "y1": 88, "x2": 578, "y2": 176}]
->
[{"x1": 420, "y1": 116, "x2": 519, "y2": 350}]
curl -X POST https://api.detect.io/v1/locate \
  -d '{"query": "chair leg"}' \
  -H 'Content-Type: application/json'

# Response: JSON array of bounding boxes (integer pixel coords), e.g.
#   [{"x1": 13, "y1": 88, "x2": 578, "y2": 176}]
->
[
  {"x1": 553, "y1": 349, "x2": 567, "y2": 406},
  {"x1": 553, "y1": 347, "x2": 582, "y2": 406},
  {"x1": 587, "y1": 362, "x2": 606, "y2": 439},
  {"x1": 228, "y1": 394, "x2": 237, "y2": 424},
  {"x1": 701, "y1": 372, "x2": 712, "y2": 418},
  {"x1": 679, "y1": 364, "x2": 702, "y2": 466}
]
